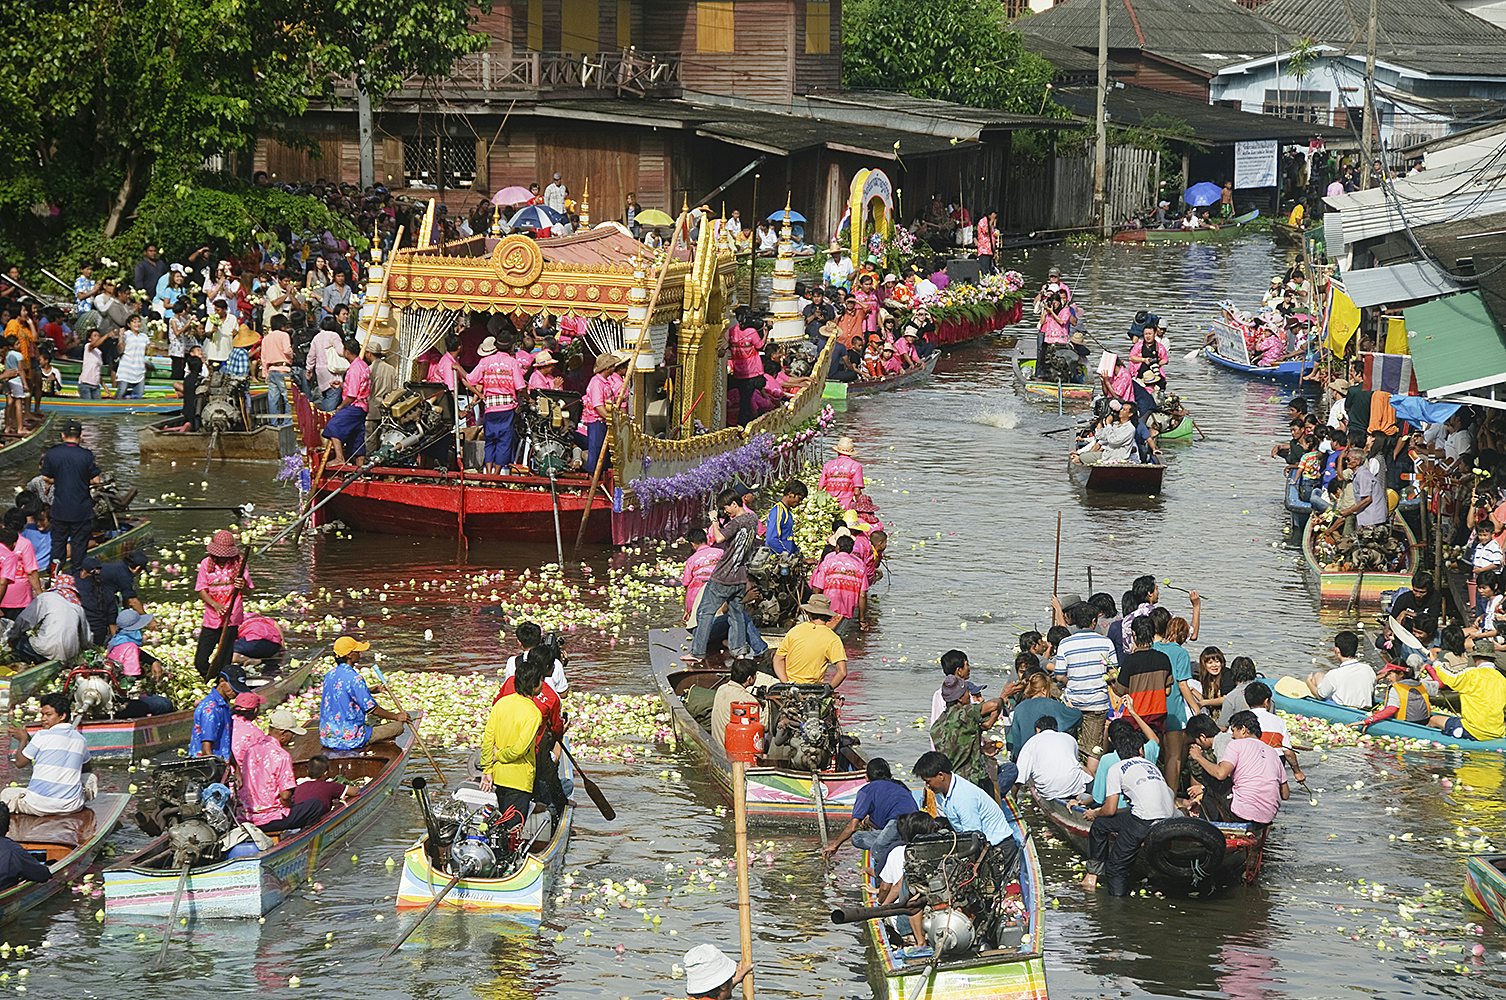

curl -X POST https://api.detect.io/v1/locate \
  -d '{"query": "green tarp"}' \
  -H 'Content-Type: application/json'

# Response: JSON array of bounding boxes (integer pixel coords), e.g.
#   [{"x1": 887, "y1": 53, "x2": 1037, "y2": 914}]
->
[{"x1": 1405, "y1": 291, "x2": 1506, "y2": 395}]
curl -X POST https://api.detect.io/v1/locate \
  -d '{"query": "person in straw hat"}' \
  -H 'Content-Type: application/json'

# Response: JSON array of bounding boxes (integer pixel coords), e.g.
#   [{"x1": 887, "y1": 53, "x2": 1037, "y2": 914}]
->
[
  {"x1": 819, "y1": 436, "x2": 864, "y2": 508},
  {"x1": 675, "y1": 943, "x2": 753, "y2": 1000},
  {"x1": 579, "y1": 349, "x2": 630, "y2": 472},
  {"x1": 773, "y1": 592, "x2": 848, "y2": 687},
  {"x1": 464, "y1": 335, "x2": 528, "y2": 475},
  {"x1": 193, "y1": 528, "x2": 253, "y2": 681},
  {"x1": 527, "y1": 349, "x2": 563, "y2": 391},
  {"x1": 225, "y1": 324, "x2": 260, "y2": 381}
]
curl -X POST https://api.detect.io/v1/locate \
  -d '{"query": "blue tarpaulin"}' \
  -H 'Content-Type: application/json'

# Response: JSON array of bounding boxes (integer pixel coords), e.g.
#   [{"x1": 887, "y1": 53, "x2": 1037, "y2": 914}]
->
[{"x1": 1390, "y1": 394, "x2": 1461, "y2": 426}]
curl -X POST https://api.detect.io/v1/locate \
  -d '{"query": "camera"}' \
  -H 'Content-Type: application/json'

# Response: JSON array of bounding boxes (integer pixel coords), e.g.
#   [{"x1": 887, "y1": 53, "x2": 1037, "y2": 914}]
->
[{"x1": 541, "y1": 630, "x2": 567, "y2": 665}]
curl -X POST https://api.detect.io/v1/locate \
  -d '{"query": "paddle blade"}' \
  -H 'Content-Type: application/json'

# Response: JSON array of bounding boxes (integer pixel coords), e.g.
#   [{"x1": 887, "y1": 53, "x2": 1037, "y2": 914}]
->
[{"x1": 579, "y1": 772, "x2": 616, "y2": 821}]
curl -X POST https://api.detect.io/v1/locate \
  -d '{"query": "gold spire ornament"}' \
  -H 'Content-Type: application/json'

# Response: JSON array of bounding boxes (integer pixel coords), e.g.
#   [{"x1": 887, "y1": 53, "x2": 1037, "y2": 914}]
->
[{"x1": 580, "y1": 178, "x2": 591, "y2": 229}]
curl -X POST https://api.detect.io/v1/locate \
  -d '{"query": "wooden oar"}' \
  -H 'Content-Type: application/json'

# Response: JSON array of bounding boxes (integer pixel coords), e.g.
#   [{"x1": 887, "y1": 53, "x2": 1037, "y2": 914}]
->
[
  {"x1": 1161, "y1": 583, "x2": 1209, "y2": 602},
  {"x1": 1346, "y1": 563, "x2": 1367, "y2": 615},
  {"x1": 208, "y1": 548, "x2": 251, "y2": 675},
  {"x1": 1052, "y1": 511, "x2": 1062, "y2": 597},
  {"x1": 381, "y1": 869, "x2": 465, "y2": 961},
  {"x1": 150, "y1": 863, "x2": 194, "y2": 971},
  {"x1": 560, "y1": 742, "x2": 615, "y2": 821},
  {"x1": 732, "y1": 760, "x2": 756, "y2": 1000},
  {"x1": 1190, "y1": 417, "x2": 1208, "y2": 441},
  {"x1": 1039, "y1": 425, "x2": 1077, "y2": 437},
  {"x1": 372, "y1": 663, "x2": 446, "y2": 785},
  {"x1": 811, "y1": 768, "x2": 830, "y2": 848}
]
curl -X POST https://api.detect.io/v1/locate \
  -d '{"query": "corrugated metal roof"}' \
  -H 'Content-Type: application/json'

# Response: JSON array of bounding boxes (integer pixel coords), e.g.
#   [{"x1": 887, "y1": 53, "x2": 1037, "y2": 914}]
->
[
  {"x1": 1014, "y1": 0, "x2": 1282, "y2": 74},
  {"x1": 1406, "y1": 291, "x2": 1506, "y2": 395},
  {"x1": 1257, "y1": 0, "x2": 1506, "y2": 75},
  {"x1": 1050, "y1": 83, "x2": 1349, "y2": 143},
  {"x1": 1340, "y1": 261, "x2": 1465, "y2": 307}
]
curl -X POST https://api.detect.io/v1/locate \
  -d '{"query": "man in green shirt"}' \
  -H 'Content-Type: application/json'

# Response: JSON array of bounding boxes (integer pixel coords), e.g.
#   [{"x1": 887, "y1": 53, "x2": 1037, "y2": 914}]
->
[{"x1": 929, "y1": 674, "x2": 1008, "y2": 798}]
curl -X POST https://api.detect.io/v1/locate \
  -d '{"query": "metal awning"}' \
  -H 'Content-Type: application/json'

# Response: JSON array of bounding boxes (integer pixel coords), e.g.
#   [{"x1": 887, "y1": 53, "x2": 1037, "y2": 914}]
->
[
  {"x1": 1405, "y1": 291, "x2": 1506, "y2": 401},
  {"x1": 1340, "y1": 261, "x2": 1465, "y2": 307}
]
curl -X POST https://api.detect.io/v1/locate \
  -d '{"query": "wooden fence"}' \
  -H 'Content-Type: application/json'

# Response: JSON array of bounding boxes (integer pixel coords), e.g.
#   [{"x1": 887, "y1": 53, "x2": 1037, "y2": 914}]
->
[{"x1": 1002, "y1": 143, "x2": 1159, "y2": 233}]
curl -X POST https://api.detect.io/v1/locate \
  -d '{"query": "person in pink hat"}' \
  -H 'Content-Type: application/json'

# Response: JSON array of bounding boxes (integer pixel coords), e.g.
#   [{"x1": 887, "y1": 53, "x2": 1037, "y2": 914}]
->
[{"x1": 194, "y1": 528, "x2": 253, "y2": 682}]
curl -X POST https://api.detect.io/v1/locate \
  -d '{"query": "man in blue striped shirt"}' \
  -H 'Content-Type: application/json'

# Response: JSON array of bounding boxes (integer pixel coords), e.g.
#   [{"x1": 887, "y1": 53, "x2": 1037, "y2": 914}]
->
[
  {"x1": 1055, "y1": 600, "x2": 1118, "y2": 756},
  {"x1": 764, "y1": 481, "x2": 807, "y2": 556},
  {"x1": 3, "y1": 693, "x2": 93, "y2": 815}
]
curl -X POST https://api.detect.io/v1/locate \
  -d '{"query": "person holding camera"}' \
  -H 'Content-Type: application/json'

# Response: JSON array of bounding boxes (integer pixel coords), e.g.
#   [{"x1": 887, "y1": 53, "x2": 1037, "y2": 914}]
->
[
  {"x1": 502, "y1": 621, "x2": 569, "y2": 694},
  {"x1": 687, "y1": 489, "x2": 761, "y2": 663}
]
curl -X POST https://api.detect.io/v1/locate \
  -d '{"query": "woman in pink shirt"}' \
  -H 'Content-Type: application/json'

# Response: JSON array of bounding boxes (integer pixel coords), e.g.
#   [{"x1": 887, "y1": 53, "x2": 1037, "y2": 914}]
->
[
  {"x1": 464, "y1": 336, "x2": 528, "y2": 475},
  {"x1": 854, "y1": 275, "x2": 880, "y2": 334},
  {"x1": 0, "y1": 520, "x2": 39, "y2": 619},
  {"x1": 194, "y1": 529, "x2": 253, "y2": 682},
  {"x1": 233, "y1": 613, "x2": 286, "y2": 664},
  {"x1": 579, "y1": 351, "x2": 628, "y2": 471},
  {"x1": 728, "y1": 313, "x2": 765, "y2": 425},
  {"x1": 819, "y1": 437, "x2": 864, "y2": 508}
]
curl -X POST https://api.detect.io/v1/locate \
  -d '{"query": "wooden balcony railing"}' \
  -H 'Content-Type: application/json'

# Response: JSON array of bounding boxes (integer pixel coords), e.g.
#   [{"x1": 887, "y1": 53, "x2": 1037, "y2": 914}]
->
[{"x1": 381, "y1": 50, "x2": 681, "y2": 99}]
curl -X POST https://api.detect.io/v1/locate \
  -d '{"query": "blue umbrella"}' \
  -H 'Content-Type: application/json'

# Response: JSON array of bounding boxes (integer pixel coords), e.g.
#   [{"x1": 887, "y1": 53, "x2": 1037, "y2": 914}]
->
[
  {"x1": 766, "y1": 209, "x2": 807, "y2": 224},
  {"x1": 1183, "y1": 182, "x2": 1224, "y2": 208},
  {"x1": 507, "y1": 204, "x2": 567, "y2": 230}
]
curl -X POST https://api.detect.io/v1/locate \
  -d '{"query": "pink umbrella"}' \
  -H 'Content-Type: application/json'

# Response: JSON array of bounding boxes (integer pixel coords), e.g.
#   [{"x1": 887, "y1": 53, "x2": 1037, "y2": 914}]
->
[{"x1": 492, "y1": 185, "x2": 534, "y2": 207}]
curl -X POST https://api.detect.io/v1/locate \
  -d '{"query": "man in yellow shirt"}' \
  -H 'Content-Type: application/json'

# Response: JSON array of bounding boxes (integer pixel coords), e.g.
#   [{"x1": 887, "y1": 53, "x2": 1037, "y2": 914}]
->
[
  {"x1": 1425, "y1": 646, "x2": 1506, "y2": 742},
  {"x1": 1288, "y1": 201, "x2": 1305, "y2": 228},
  {"x1": 774, "y1": 594, "x2": 848, "y2": 688},
  {"x1": 480, "y1": 657, "x2": 544, "y2": 849}
]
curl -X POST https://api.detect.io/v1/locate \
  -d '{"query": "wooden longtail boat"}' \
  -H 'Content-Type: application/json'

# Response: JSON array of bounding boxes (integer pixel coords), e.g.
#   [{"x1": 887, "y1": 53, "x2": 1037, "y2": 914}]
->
[
  {"x1": 138, "y1": 417, "x2": 295, "y2": 463},
  {"x1": 85, "y1": 518, "x2": 154, "y2": 563},
  {"x1": 0, "y1": 793, "x2": 130, "y2": 926},
  {"x1": 0, "y1": 659, "x2": 64, "y2": 711},
  {"x1": 395, "y1": 799, "x2": 573, "y2": 916},
  {"x1": 26, "y1": 650, "x2": 316, "y2": 757},
  {"x1": 1030, "y1": 787, "x2": 1268, "y2": 889},
  {"x1": 1014, "y1": 360, "x2": 1094, "y2": 405},
  {"x1": 1466, "y1": 855, "x2": 1506, "y2": 924},
  {"x1": 848, "y1": 353, "x2": 939, "y2": 396},
  {"x1": 648, "y1": 628, "x2": 867, "y2": 832},
  {"x1": 855, "y1": 803, "x2": 1048, "y2": 999},
  {"x1": 0, "y1": 415, "x2": 56, "y2": 471},
  {"x1": 41, "y1": 387, "x2": 267, "y2": 416},
  {"x1": 1112, "y1": 210, "x2": 1261, "y2": 244},
  {"x1": 102, "y1": 727, "x2": 414, "y2": 918},
  {"x1": 1301, "y1": 515, "x2": 1418, "y2": 606},
  {"x1": 1201, "y1": 344, "x2": 1309, "y2": 381},
  {"x1": 1068, "y1": 455, "x2": 1165, "y2": 494},
  {"x1": 1271, "y1": 220, "x2": 1306, "y2": 248}
]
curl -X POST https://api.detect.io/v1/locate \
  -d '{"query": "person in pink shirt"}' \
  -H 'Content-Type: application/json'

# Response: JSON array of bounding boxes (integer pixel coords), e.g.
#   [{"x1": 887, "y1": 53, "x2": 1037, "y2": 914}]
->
[
  {"x1": 426, "y1": 334, "x2": 465, "y2": 392},
  {"x1": 809, "y1": 535, "x2": 869, "y2": 634},
  {"x1": 580, "y1": 351, "x2": 629, "y2": 472},
  {"x1": 880, "y1": 344, "x2": 904, "y2": 375},
  {"x1": 527, "y1": 350, "x2": 564, "y2": 391},
  {"x1": 1187, "y1": 712, "x2": 1288, "y2": 824},
  {"x1": 233, "y1": 613, "x2": 286, "y2": 665},
  {"x1": 236, "y1": 702, "x2": 325, "y2": 832},
  {"x1": 681, "y1": 528, "x2": 722, "y2": 624},
  {"x1": 465, "y1": 335, "x2": 528, "y2": 475},
  {"x1": 320, "y1": 337, "x2": 370, "y2": 466},
  {"x1": 819, "y1": 436, "x2": 864, "y2": 508},
  {"x1": 1100, "y1": 355, "x2": 1135, "y2": 403},
  {"x1": 893, "y1": 334, "x2": 920, "y2": 368},
  {"x1": 854, "y1": 275, "x2": 880, "y2": 334},
  {"x1": 728, "y1": 311, "x2": 765, "y2": 425},
  {"x1": 194, "y1": 529, "x2": 253, "y2": 681},
  {"x1": 976, "y1": 207, "x2": 997, "y2": 274},
  {"x1": 230, "y1": 691, "x2": 270, "y2": 768},
  {"x1": 0, "y1": 520, "x2": 38, "y2": 619}
]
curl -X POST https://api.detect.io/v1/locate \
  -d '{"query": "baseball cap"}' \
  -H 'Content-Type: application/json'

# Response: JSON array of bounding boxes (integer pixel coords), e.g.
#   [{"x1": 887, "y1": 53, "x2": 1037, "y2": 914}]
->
[
  {"x1": 218, "y1": 664, "x2": 253, "y2": 694},
  {"x1": 264, "y1": 708, "x2": 307, "y2": 734},
  {"x1": 232, "y1": 691, "x2": 265, "y2": 711},
  {"x1": 333, "y1": 636, "x2": 371, "y2": 658},
  {"x1": 80, "y1": 556, "x2": 103, "y2": 572},
  {"x1": 61, "y1": 419, "x2": 83, "y2": 437},
  {"x1": 941, "y1": 675, "x2": 982, "y2": 705}
]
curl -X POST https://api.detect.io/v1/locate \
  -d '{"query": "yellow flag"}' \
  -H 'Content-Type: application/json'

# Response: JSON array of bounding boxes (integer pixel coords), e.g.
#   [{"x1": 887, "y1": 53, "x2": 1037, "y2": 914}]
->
[
  {"x1": 1384, "y1": 314, "x2": 1409, "y2": 354},
  {"x1": 1325, "y1": 288, "x2": 1361, "y2": 355}
]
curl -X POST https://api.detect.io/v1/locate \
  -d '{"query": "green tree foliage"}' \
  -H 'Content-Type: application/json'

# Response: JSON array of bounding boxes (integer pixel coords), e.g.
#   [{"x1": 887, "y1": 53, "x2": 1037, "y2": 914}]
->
[
  {"x1": 0, "y1": 0, "x2": 487, "y2": 265},
  {"x1": 842, "y1": 0, "x2": 1062, "y2": 117}
]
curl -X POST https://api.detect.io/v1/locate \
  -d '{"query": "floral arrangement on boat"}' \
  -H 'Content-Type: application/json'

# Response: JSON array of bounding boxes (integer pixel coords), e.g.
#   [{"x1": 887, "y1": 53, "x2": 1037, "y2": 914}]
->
[
  {"x1": 1311, "y1": 517, "x2": 1408, "y2": 572},
  {"x1": 891, "y1": 269, "x2": 1025, "y2": 345}
]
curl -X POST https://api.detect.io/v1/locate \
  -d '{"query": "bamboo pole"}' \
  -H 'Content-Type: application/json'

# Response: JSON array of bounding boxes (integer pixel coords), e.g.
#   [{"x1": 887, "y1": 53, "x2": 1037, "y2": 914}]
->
[{"x1": 732, "y1": 760, "x2": 755, "y2": 1000}]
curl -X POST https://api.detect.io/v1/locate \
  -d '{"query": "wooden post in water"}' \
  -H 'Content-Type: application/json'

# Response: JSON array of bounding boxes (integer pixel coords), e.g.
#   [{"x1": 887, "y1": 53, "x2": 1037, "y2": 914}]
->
[{"x1": 732, "y1": 760, "x2": 755, "y2": 1000}]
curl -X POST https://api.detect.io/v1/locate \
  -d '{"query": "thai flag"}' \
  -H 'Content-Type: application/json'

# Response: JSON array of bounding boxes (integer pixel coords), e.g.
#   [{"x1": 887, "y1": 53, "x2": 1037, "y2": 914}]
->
[{"x1": 1362, "y1": 352, "x2": 1418, "y2": 395}]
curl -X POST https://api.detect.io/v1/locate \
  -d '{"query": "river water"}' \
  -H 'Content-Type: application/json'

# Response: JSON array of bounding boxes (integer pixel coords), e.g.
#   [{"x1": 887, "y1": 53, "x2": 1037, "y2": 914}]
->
[{"x1": 3, "y1": 238, "x2": 1504, "y2": 999}]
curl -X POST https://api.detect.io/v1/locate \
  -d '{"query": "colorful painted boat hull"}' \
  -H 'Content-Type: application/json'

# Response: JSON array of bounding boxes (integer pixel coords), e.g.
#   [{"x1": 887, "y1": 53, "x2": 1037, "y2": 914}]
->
[
  {"x1": 1016, "y1": 360, "x2": 1094, "y2": 404},
  {"x1": 1159, "y1": 417, "x2": 1194, "y2": 441},
  {"x1": 1268, "y1": 682, "x2": 1506, "y2": 751},
  {"x1": 1201, "y1": 345, "x2": 1309, "y2": 381},
  {"x1": 29, "y1": 650, "x2": 315, "y2": 757},
  {"x1": 42, "y1": 388, "x2": 266, "y2": 415},
  {"x1": 0, "y1": 793, "x2": 129, "y2": 925},
  {"x1": 86, "y1": 519, "x2": 154, "y2": 563},
  {"x1": 0, "y1": 660, "x2": 64, "y2": 711},
  {"x1": 648, "y1": 629, "x2": 868, "y2": 831},
  {"x1": 395, "y1": 808, "x2": 573, "y2": 915},
  {"x1": 859, "y1": 801, "x2": 1048, "y2": 1000},
  {"x1": 0, "y1": 415, "x2": 56, "y2": 471},
  {"x1": 1466, "y1": 855, "x2": 1506, "y2": 924},
  {"x1": 103, "y1": 728, "x2": 413, "y2": 917},
  {"x1": 1143, "y1": 210, "x2": 1261, "y2": 243},
  {"x1": 1301, "y1": 516, "x2": 1418, "y2": 606}
]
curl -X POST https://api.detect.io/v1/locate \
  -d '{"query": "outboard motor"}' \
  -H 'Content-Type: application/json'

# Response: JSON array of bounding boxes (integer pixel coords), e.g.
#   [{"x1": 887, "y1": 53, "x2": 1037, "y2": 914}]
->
[
  {"x1": 764, "y1": 683, "x2": 840, "y2": 772},
  {"x1": 134, "y1": 757, "x2": 235, "y2": 867},
  {"x1": 906, "y1": 830, "x2": 1025, "y2": 954}
]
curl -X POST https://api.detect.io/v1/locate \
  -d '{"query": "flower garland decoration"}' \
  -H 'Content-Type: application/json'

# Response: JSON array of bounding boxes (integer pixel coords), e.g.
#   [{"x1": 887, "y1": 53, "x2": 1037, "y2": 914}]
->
[{"x1": 630, "y1": 406, "x2": 836, "y2": 508}]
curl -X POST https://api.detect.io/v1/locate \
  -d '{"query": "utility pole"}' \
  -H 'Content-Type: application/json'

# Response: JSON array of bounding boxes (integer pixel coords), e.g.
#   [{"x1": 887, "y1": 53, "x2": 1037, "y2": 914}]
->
[
  {"x1": 356, "y1": 60, "x2": 375, "y2": 189},
  {"x1": 1359, "y1": 0, "x2": 1379, "y2": 189},
  {"x1": 1093, "y1": 0, "x2": 1110, "y2": 236}
]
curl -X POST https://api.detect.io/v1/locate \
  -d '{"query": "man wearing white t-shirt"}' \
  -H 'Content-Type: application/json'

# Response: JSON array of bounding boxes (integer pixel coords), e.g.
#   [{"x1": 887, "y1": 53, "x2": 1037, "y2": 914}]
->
[
  {"x1": 1014, "y1": 716, "x2": 1088, "y2": 802},
  {"x1": 501, "y1": 621, "x2": 568, "y2": 694},
  {"x1": 1305, "y1": 629, "x2": 1375, "y2": 709},
  {"x1": 1082, "y1": 728, "x2": 1175, "y2": 896}
]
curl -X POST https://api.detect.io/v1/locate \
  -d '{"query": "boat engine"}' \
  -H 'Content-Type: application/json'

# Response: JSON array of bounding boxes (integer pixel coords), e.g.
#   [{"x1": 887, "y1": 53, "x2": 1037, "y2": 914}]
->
[
  {"x1": 764, "y1": 683, "x2": 839, "y2": 772},
  {"x1": 370, "y1": 383, "x2": 454, "y2": 465},
  {"x1": 521, "y1": 389, "x2": 583, "y2": 476},
  {"x1": 428, "y1": 787, "x2": 526, "y2": 880},
  {"x1": 1036, "y1": 344, "x2": 1084, "y2": 386},
  {"x1": 89, "y1": 472, "x2": 137, "y2": 521},
  {"x1": 745, "y1": 548, "x2": 805, "y2": 626},
  {"x1": 62, "y1": 667, "x2": 119, "y2": 720},
  {"x1": 199, "y1": 368, "x2": 250, "y2": 433},
  {"x1": 133, "y1": 757, "x2": 235, "y2": 867},
  {"x1": 905, "y1": 830, "x2": 1025, "y2": 956}
]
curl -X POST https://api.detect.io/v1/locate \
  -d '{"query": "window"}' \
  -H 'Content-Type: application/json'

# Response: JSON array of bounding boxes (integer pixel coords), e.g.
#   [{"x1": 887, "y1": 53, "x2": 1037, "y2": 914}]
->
[
  {"x1": 697, "y1": 1, "x2": 734, "y2": 53},
  {"x1": 402, "y1": 135, "x2": 477, "y2": 191},
  {"x1": 617, "y1": 0, "x2": 632, "y2": 49},
  {"x1": 806, "y1": 0, "x2": 830, "y2": 54},
  {"x1": 1261, "y1": 88, "x2": 1330, "y2": 125},
  {"x1": 562, "y1": 0, "x2": 599, "y2": 52},
  {"x1": 1001, "y1": 0, "x2": 1031, "y2": 17}
]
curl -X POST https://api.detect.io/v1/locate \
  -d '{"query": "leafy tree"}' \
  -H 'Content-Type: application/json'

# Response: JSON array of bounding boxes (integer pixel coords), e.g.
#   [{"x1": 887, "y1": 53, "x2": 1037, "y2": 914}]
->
[
  {"x1": 842, "y1": 0, "x2": 1062, "y2": 117},
  {"x1": 0, "y1": 0, "x2": 488, "y2": 263}
]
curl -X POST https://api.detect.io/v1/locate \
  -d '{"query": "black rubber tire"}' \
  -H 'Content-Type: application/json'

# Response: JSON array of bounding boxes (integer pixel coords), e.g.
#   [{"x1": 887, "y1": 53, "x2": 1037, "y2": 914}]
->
[{"x1": 1141, "y1": 816, "x2": 1226, "y2": 890}]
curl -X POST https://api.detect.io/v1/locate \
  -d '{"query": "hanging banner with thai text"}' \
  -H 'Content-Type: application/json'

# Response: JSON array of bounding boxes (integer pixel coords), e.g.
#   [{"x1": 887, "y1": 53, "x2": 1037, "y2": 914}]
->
[{"x1": 1234, "y1": 140, "x2": 1278, "y2": 189}]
